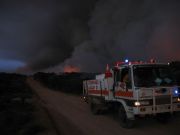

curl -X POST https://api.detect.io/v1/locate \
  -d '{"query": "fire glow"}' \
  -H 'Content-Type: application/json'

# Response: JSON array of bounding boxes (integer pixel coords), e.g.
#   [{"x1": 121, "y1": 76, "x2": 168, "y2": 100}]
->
[{"x1": 63, "y1": 65, "x2": 80, "y2": 73}]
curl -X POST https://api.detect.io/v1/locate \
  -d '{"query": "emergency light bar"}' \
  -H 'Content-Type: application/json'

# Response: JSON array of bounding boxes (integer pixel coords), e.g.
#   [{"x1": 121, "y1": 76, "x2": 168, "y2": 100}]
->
[{"x1": 115, "y1": 59, "x2": 157, "y2": 67}]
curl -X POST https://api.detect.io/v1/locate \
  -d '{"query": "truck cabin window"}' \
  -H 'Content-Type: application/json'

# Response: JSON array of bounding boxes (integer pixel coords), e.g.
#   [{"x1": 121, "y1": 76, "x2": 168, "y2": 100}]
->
[
  {"x1": 133, "y1": 65, "x2": 175, "y2": 87},
  {"x1": 120, "y1": 68, "x2": 132, "y2": 88}
]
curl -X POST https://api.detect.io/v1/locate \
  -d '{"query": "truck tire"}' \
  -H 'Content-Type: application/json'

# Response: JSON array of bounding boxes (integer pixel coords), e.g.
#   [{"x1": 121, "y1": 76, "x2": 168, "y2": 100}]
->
[
  {"x1": 89, "y1": 98, "x2": 99, "y2": 115},
  {"x1": 118, "y1": 105, "x2": 134, "y2": 128}
]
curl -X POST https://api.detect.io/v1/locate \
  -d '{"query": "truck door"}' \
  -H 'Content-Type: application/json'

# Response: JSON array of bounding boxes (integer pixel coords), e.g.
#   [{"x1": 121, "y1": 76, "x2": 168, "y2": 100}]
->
[{"x1": 114, "y1": 67, "x2": 133, "y2": 98}]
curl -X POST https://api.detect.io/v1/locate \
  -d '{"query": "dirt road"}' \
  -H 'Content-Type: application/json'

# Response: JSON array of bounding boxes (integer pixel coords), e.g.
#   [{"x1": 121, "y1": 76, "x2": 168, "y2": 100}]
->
[{"x1": 27, "y1": 78, "x2": 180, "y2": 135}]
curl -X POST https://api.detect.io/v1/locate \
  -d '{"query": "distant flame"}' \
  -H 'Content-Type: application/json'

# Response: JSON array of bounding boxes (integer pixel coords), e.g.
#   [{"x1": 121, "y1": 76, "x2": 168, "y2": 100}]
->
[{"x1": 63, "y1": 65, "x2": 80, "y2": 73}]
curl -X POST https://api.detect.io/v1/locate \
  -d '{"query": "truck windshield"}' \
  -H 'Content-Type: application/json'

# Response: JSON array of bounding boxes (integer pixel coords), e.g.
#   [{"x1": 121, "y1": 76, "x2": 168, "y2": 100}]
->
[{"x1": 133, "y1": 65, "x2": 176, "y2": 87}]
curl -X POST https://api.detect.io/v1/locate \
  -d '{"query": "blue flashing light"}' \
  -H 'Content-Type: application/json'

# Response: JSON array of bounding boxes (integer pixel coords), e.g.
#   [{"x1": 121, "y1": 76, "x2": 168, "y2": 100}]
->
[
  {"x1": 173, "y1": 87, "x2": 180, "y2": 96},
  {"x1": 175, "y1": 90, "x2": 178, "y2": 94},
  {"x1": 125, "y1": 59, "x2": 129, "y2": 63}
]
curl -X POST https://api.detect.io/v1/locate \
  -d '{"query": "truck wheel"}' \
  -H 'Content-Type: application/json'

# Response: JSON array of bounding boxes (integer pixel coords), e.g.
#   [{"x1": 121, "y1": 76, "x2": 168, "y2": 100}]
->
[
  {"x1": 90, "y1": 102, "x2": 99, "y2": 115},
  {"x1": 89, "y1": 97, "x2": 99, "y2": 115},
  {"x1": 118, "y1": 105, "x2": 134, "y2": 128}
]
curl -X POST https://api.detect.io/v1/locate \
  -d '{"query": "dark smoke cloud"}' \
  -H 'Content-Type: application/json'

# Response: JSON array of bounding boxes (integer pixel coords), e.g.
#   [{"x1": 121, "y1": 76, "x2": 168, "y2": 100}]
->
[
  {"x1": 0, "y1": 0, "x2": 97, "y2": 72},
  {"x1": 58, "y1": 0, "x2": 180, "y2": 72},
  {"x1": 1, "y1": 0, "x2": 180, "y2": 73}
]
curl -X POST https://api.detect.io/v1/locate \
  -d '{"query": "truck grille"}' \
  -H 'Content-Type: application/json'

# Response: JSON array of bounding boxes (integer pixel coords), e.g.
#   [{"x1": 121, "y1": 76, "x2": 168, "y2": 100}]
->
[{"x1": 155, "y1": 95, "x2": 171, "y2": 105}]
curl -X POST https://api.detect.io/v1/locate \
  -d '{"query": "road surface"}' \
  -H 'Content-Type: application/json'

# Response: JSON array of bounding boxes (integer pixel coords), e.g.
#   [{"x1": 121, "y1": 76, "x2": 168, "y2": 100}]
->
[{"x1": 27, "y1": 78, "x2": 180, "y2": 135}]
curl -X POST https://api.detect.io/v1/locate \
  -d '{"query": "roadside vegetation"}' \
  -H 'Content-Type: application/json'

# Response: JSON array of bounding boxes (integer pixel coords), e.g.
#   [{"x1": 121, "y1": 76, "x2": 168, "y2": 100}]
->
[
  {"x1": 0, "y1": 73, "x2": 56, "y2": 135},
  {"x1": 33, "y1": 72, "x2": 96, "y2": 95}
]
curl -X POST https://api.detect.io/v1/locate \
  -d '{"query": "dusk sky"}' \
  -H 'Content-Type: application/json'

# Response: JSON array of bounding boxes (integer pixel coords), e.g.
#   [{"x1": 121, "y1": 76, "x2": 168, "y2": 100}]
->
[{"x1": 0, "y1": 0, "x2": 180, "y2": 73}]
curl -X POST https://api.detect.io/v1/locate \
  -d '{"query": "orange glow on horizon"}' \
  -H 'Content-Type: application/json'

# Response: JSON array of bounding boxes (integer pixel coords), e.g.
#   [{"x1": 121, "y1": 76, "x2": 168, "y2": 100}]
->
[{"x1": 63, "y1": 65, "x2": 80, "y2": 73}]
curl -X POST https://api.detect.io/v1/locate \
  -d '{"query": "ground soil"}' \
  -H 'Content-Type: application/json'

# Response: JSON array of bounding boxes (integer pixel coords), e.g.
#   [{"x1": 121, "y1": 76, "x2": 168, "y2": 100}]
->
[{"x1": 27, "y1": 77, "x2": 180, "y2": 135}]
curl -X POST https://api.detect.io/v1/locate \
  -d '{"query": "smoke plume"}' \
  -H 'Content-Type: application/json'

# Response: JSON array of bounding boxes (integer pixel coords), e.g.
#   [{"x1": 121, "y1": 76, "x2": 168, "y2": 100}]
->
[
  {"x1": 61, "y1": 0, "x2": 180, "y2": 72},
  {"x1": 1, "y1": 0, "x2": 180, "y2": 73},
  {"x1": 0, "y1": 0, "x2": 97, "y2": 72}
]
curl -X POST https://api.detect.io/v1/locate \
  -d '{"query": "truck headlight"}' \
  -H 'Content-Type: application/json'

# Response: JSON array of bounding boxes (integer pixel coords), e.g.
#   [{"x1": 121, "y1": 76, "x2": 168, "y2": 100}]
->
[
  {"x1": 134, "y1": 101, "x2": 150, "y2": 106},
  {"x1": 134, "y1": 101, "x2": 140, "y2": 107}
]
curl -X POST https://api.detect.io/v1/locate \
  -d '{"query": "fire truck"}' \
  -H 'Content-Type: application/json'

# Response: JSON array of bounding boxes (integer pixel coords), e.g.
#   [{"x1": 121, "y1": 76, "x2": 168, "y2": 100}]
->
[{"x1": 83, "y1": 60, "x2": 180, "y2": 128}]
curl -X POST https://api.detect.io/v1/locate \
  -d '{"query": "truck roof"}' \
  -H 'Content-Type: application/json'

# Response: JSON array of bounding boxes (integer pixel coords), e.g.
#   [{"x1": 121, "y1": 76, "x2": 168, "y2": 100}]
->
[{"x1": 115, "y1": 62, "x2": 169, "y2": 69}]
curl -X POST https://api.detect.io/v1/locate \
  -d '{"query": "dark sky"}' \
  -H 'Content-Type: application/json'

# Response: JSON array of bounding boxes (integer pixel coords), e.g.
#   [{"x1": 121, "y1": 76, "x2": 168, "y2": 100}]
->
[{"x1": 0, "y1": 0, "x2": 180, "y2": 73}]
